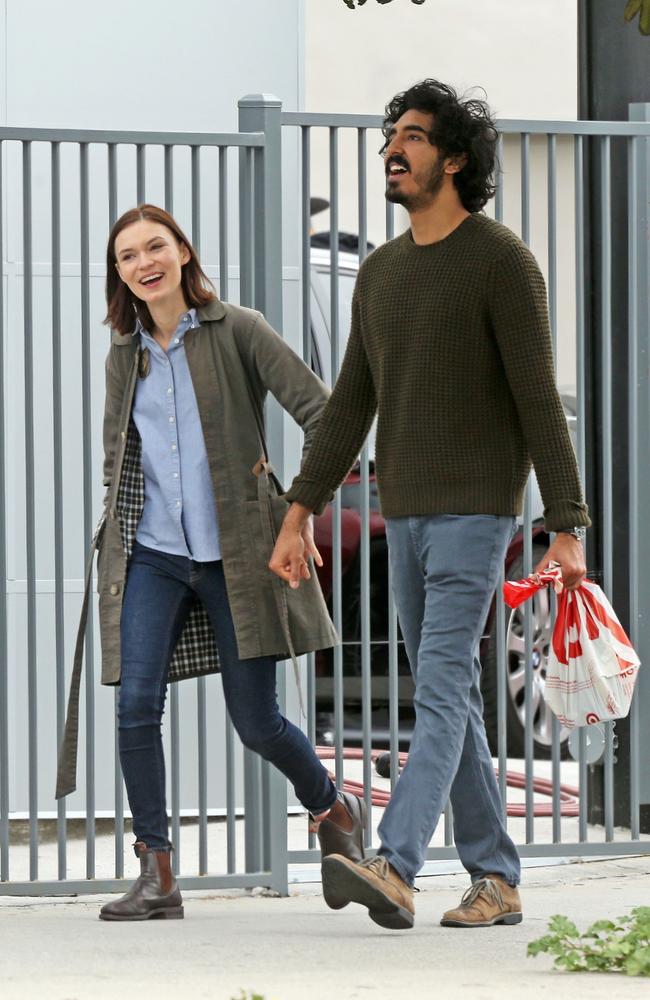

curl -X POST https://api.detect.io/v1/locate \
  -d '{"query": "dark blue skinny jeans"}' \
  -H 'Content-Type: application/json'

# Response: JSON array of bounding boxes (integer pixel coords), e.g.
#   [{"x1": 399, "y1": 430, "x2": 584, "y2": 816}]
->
[{"x1": 118, "y1": 541, "x2": 336, "y2": 849}]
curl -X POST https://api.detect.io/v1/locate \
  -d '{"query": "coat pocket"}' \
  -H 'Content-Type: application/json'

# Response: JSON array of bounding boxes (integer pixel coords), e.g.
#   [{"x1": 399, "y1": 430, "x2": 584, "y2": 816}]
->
[{"x1": 243, "y1": 496, "x2": 337, "y2": 654}]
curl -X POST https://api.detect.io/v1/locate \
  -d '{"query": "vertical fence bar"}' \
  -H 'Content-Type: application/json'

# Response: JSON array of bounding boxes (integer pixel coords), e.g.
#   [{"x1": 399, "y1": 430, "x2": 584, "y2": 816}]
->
[
  {"x1": 218, "y1": 150, "x2": 235, "y2": 868},
  {"x1": 495, "y1": 131, "x2": 507, "y2": 817},
  {"x1": 191, "y1": 146, "x2": 201, "y2": 253},
  {"x1": 357, "y1": 128, "x2": 373, "y2": 842},
  {"x1": 243, "y1": 748, "x2": 263, "y2": 873},
  {"x1": 225, "y1": 705, "x2": 236, "y2": 873},
  {"x1": 79, "y1": 142, "x2": 96, "y2": 877},
  {"x1": 164, "y1": 146, "x2": 174, "y2": 214},
  {"x1": 495, "y1": 134, "x2": 504, "y2": 223},
  {"x1": 520, "y1": 134, "x2": 535, "y2": 842},
  {"x1": 329, "y1": 127, "x2": 344, "y2": 788},
  {"x1": 496, "y1": 568, "x2": 508, "y2": 818},
  {"x1": 384, "y1": 200, "x2": 399, "y2": 792},
  {"x1": 163, "y1": 142, "x2": 180, "y2": 874},
  {"x1": 169, "y1": 689, "x2": 181, "y2": 872},
  {"x1": 52, "y1": 141, "x2": 67, "y2": 879},
  {"x1": 23, "y1": 141, "x2": 39, "y2": 880},
  {"x1": 239, "y1": 147, "x2": 254, "y2": 308},
  {"x1": 300, "y1": 127, "x2": 310, "y2": 364},
  {"x1": 136, "y1": 144, "x2": 145, "y2": 204},
  {"x1": 600, "y1": 137, "x2": 614, "y2": 601},
  {"x1": 301, "y1": 127, "x2": 316, "y2": 853},
  {"x1": 300, "y1": 127, "x2": 317, "y2": 850},
  {"x1": 627, "y1": 131, "x2": 641, "y2": 841},
  {"x1": 387, "y1": 569, "x2": 399, "y2": 793},
  {"x1": 574, "y1": 134, "x2": 589, "y2": 841},
  {"x1": 599, "y1": 137, "x2": 615, "y2": 842},
  {"x1": 546, "y1": 133, "x2": 562, "y2": 843},
  {"x1": 239, "y1": 143, "x2": 260, "y2": 871},
  {"x1": 0, "y1": 141, "x2": 9, "y2": 882},
  {"x1": 107, "y1": 143, "x2": 124, "y2": 878},
  {"x1": 219, "y1": 147, "x2": 229, "y2": 301},
  {"x1": 191, "y1": 145, "x2": 208, "y2": 874}
]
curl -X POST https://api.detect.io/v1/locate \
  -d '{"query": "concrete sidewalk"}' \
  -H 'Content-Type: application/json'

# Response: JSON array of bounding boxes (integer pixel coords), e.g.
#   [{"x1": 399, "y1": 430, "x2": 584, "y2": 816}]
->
[{"x1": 0, "y1": 855, "x2": 648, "y2": 1000}]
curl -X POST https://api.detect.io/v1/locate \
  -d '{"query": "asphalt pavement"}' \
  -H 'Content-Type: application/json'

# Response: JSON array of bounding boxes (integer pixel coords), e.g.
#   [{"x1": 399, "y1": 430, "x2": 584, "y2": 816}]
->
[{"x1": 1, "y1": 855, "x2": 648, "y2": 1000}]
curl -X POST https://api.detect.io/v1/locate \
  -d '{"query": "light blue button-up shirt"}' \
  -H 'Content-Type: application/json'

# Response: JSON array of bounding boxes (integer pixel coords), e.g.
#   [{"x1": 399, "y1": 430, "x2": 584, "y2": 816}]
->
[{"x1": 132, "y1": 309, "x2": 221, "y2": 561}]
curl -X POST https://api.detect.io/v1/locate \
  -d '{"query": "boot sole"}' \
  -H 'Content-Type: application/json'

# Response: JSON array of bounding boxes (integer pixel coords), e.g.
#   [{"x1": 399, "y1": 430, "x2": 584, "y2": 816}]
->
[
  {"x1": 322, "y1": 856, "x2": 414, "y2": 930},
  {"x1": 322, "y1": 796, "x2": 368, "y2": 912},
  {"x1": 99, "y1": 905, "x2": 184, "y2": 921},
  {"x1": 440, "y1": 912, "x2": 522, "y2": 928}
]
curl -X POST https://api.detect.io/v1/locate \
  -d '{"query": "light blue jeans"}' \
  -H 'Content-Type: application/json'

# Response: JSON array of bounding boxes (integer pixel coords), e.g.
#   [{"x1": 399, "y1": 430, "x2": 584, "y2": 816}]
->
[{"x1": 378, "y1": 514, "x2": 521, "y2": 888}]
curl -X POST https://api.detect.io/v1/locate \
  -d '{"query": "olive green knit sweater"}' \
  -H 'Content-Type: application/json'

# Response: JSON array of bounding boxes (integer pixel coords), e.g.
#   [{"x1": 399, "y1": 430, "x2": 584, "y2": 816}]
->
[{"x1": 286, "y1": 213, "x2": 590, "y2": 532}]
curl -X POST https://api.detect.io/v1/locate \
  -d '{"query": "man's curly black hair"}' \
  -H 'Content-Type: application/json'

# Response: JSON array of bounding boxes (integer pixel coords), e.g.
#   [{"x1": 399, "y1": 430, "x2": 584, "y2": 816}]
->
[{"x1": 382, "y1": 79, "x2": 499, "y2": 213}]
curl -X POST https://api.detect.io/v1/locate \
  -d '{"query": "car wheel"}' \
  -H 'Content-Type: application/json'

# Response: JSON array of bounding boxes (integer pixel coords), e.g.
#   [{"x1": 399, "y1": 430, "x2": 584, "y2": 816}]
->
[{"x1": 481, "y1": 545, "x2": 571, "y2": 760}]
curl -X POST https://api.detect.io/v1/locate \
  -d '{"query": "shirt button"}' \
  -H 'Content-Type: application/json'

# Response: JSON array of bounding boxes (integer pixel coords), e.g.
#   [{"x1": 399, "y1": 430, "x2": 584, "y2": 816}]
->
[
  {"x1": 173, "y1": 472, "x2": 178, "y2": 478},
  {"x1": 174, "y1": 338, "x2": 180, "y2": 344},
  {"x1": 171, "y1": 444, "x2": 177, "y2": 451},
  {"x1": 176, "y1": 501, "x2": 181, "y2": 508},
  {"x1": 109, "y1": 583, "x2": 120, "y2": 596},
  {"x1": 167, "y1": 387, "x2": 173, "y2": 395},
  {"x1": 169, "y1": 416, "x2": 175, "y2": 423}
]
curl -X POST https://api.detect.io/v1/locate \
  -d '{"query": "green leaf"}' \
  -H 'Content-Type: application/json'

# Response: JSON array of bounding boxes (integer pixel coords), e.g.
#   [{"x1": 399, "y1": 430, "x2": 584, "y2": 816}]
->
[
  {"x1": 588, "y1": 919, "x2": 617, "y2": 933},
  {"x1": 548, "y1": 914, "x2": 580, "y2": 937}
]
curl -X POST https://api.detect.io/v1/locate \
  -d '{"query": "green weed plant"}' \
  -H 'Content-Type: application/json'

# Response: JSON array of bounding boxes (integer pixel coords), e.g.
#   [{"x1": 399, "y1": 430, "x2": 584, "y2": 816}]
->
[{"x1": 528, "y1": 907, "x2": 650, "y2": 976}]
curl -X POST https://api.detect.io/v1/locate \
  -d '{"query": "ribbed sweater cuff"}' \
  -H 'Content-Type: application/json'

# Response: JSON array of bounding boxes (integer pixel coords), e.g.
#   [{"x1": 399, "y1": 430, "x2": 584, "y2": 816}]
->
[
  {"x1": 284, "y1": 479, "x2": 333, "y2": 517},
  {"x1": 543, "y1": 500, "x2": 591, "y2": 533}
]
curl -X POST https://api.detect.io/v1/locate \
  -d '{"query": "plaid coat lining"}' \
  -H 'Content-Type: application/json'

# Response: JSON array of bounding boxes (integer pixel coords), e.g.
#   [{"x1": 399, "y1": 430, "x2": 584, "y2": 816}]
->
[{"x1": 116, "y1": 419, "x2": 220, "y2": 682}]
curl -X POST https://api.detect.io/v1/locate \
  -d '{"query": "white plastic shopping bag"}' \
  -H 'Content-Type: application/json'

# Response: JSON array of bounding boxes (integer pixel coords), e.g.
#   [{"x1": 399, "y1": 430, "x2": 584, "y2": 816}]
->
[{"x1": 503, "y1": 563, "x2": 640, "y2": 728}]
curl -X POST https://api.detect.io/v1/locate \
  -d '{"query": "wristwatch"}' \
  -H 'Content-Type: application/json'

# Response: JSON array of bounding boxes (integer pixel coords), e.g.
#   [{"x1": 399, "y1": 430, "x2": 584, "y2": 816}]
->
[{"x1": 557, "y1": 526, "x2": 587, "y2": 542}]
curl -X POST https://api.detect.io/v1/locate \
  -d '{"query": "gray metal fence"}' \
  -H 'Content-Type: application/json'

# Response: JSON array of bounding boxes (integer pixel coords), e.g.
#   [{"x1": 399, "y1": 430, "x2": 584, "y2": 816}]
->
[{"x1": 0, "y1": 97, "x2": 648, "y2": 896}]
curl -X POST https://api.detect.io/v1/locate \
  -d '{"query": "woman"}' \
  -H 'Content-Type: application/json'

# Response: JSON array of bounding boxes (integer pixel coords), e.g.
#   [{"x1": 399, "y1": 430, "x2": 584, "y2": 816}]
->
[{"x1": 56, "y1": 205, "x2": 365, "y2": 920}]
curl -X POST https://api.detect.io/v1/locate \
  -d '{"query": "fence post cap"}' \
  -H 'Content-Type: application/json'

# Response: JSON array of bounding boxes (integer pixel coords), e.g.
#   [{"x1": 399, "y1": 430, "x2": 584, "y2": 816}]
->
[{"x1": 238, "y1": 94, "x2": 282, "y2": 109}]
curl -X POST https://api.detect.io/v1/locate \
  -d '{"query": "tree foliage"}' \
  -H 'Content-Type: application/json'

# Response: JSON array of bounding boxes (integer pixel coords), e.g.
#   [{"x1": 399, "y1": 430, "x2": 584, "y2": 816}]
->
[
  {"x1": 340, "y1": 0, "x2": 650, "y2": 33},
  {"x1": 624, "y1": 0, "x2": 650, "y2": 35},
  {"x1": 342, "y1": 0, "x2": 427, "y2": 8}
]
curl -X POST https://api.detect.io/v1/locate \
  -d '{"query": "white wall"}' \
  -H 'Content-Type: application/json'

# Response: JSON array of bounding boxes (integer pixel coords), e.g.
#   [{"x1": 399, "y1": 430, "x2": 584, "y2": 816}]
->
[
  {"x1": 305, "y1": 0, "x2": 579, "y2": 389},
  {"x1": 1, "y1": 0, "x2": 305, "y2": 822}
]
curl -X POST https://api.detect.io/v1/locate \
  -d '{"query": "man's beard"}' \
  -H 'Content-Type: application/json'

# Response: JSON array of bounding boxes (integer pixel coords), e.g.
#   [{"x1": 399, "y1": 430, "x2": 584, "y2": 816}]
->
[{"x1": 385, "y1": 156, "x2": 446, "y2": 210}]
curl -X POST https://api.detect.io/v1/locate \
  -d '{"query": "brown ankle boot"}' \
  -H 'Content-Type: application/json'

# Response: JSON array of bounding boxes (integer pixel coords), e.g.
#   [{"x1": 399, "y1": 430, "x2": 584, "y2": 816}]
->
[
  {"x1": 311, "y1": 791, "x2": 367, "y2": 911},
  {"x1": 99, "y1": 842, "x2": 184, "y2": 921}
]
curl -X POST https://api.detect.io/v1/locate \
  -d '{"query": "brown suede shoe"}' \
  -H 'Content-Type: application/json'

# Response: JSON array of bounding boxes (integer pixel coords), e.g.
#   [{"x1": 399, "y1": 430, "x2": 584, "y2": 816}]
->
[
  {"x1": 321, "y1": 854, "x2": 414, "y2": 930},
  {"x1": 440, "y1": 875, "x2": 522, "y2": 928},
  {"x1": 313, "y1": 791, "x2": 367, "y2": 910},
  {"x1": 99, "y1": 842, "x2": 184, "y2": 921}
]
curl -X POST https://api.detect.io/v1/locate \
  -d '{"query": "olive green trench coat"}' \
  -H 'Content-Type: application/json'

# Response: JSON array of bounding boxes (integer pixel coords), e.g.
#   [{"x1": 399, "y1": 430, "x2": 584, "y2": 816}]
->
[{"x1": 56, "y1": 298, "x2": 338, "y2": 798}]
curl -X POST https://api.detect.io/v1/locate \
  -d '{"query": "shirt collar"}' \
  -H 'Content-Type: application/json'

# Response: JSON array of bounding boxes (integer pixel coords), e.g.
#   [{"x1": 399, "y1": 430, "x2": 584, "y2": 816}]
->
[{"x1": 133, "y1": 307, "x2": 200, "y2": 340}]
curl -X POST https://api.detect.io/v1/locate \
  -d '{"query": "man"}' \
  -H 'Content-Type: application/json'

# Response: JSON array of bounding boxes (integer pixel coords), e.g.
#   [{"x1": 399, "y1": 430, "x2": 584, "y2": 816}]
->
[{"x1": 270, "y1": 79, "x2": 589, "y2": 931}]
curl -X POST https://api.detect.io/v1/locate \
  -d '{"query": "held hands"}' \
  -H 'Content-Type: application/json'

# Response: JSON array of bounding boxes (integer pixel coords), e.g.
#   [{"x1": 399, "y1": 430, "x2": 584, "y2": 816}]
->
[
  {"x1": 269, "y1": 503, "x2": 323, "y2": 589},
  {"x1": 534, "y1": 533, "x2": 587, "y2": 592}
]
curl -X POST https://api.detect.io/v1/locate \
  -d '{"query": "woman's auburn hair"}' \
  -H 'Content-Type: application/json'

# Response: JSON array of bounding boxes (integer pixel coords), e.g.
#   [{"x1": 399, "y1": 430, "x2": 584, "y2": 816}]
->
[{"x1": 104, "y1": 204, "x2": 216, "y2": 336}]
